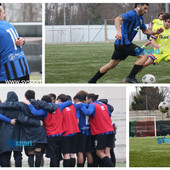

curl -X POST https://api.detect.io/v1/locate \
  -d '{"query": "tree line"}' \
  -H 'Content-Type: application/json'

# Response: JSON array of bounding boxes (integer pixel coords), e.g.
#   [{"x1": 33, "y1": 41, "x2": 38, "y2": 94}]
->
[{"x1": 45, "y1": 3, "x2": 169, "y2": 25}]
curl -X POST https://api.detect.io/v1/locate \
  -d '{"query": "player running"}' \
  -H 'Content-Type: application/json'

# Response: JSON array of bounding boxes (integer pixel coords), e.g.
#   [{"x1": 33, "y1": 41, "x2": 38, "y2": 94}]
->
[
  {"x1": 0, "y1": 5, "x2": 30, "y2": 83},
  {"x1": 142, "y1": 13, "x2": 170, "y2": 69},
  {"x1": 88, "y1": 3, "x2": 163, "y2": 83}
]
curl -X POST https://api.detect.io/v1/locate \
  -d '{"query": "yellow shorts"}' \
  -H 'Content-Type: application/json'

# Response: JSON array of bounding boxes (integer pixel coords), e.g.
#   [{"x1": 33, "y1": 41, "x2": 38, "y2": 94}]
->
[{"x1": 149, "y1": 53, "x2": 170, "y2": 64}]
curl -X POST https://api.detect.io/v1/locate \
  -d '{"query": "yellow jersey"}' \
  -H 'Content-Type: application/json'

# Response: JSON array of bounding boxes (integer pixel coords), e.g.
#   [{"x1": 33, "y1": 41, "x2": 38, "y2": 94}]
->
[
  {"x1": 151, "y1": 25, "x2": 170, "y2": 55},
  {"x1": 152, "y1": 19, "x2": 163, "y2": 31}
]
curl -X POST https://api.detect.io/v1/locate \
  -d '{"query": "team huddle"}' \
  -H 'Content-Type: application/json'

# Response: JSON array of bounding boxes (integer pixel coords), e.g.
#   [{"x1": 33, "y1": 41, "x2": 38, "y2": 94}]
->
[{"x1": 0, "y1": 90, "x2": 116, "y2": 167}]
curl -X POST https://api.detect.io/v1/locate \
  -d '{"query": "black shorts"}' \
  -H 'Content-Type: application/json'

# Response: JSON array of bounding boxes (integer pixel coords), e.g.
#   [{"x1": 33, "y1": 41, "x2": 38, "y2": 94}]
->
[
  {"x1": 45, "y1": 136, "x2": 63, "y2": 160},
  {"x1": 93, "y1": 134, "x2": 114, "y2": 150},
  {"x1": 61, "y1": 134, "x2": 78, "y2": 154},
  {"x1": 112, "y1": 43, "x2": 143, "y2": 60},
  {"x1": 77, "y1": 132, "x2": 92, "y2": 153}
]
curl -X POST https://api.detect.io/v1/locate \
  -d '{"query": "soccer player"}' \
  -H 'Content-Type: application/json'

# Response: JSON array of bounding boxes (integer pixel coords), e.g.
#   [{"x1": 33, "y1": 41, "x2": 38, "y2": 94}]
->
[
  {"x1": 25, "y1": 94, "x2": 73, "y2": 167},
  {"x1": 0, "y1": 5, "x2": 30, "y2": 83},
  {"x1": 0, "y1": 91, "x2": 43, "y2": 167},
  {"x1": 73, "y1": 94, "x2": 94, "y2": 167},
  {"x1": 79, "y1": 93, "x2": 114, "y2": 167},
  {"x1": 141, "y1": 13, "x2": 170, "y2": 69},
  {"x1": 88, "y1": 3, "x2": 164, "y2": 83},
  {"x1": 142, "y1": 12, "x2": 164, "y2": 48},
  {"x1": 57, "y1": 94, "x2": 80, "y2": 167}
]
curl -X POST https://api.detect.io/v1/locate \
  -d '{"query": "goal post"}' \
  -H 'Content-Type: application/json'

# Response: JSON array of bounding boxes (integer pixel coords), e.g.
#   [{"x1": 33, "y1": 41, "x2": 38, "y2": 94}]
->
[
  {"x1": 129, "y1": 116, "x2": 157, "y2": 137},
  {"x1": 104, "y1": 19, "x2": 115, "y2": 42}
]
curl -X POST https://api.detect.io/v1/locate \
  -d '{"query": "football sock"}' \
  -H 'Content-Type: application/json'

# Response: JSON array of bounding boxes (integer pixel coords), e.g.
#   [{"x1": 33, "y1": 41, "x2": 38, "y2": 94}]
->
[
  {"x1": 50, "y1": 158, "x2": 59, "y2": 167},
  {"x1": 127, "y1": 65, "x2": 143, "y2": 79},
  {"x1": 100, "y1": 156, "x2": 114, "y2": 167},
  {"x1": 14, "y1": 151, "x2": 22, "y2": 167},
  {"x1": 2, "y1": 159, "x2": 10, "y2": 167},
  {"x1": 110, "y1": 149, "x2": 116, "y2": 167},
  {"x1": 70, "y1": 158, "x2": 76, "y2": 167},
  {"x1": 77, "y1": 163, "x2": 84, "y2": 167},
  {"x1": 35, "y1": 151, "x2": 42, "y2": 167},
  {"x1": 90, "y1": 70, "x2": 107, "y2": 82},
  {"x1": 88, "y1": 163, "x2": 94, "y2": 167},
  {"x1": 63, "y1": 159, "x2": 70, "y2": 167},
  {"x1": 28, "y1": 154, "x2": 34, "y2": 167}
]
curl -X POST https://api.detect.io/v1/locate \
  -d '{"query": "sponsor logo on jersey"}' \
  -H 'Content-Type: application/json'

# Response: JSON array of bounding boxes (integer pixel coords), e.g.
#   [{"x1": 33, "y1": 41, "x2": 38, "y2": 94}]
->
[
  {"x1": 8, "y1": 53, "x2": 15, "y2": 61},
  {"x1": 134, "y1": 26, "x2": 140, "y2": 32}
]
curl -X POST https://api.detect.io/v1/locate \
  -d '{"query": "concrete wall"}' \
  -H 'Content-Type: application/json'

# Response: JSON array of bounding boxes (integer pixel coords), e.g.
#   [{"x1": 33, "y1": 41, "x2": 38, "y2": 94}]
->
[
  {"x1": 130, "y1": 110, "x2": 170, "y2": 121},
  {"x1": 45, "y1": 25, "x2": 148, "y2": 44},
  {"x1": 0, "y1": 86, "x2": 126, "y2": 165}
]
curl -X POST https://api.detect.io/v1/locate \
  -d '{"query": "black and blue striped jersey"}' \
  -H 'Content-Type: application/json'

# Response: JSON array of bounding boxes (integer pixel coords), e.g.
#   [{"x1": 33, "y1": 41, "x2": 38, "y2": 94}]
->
[
  {"x1": 115, "y1": 10, "x2": 147, "y2": 45},
  {"x1": 0, "y1": 21, "x2": 30, "y2": 81}
]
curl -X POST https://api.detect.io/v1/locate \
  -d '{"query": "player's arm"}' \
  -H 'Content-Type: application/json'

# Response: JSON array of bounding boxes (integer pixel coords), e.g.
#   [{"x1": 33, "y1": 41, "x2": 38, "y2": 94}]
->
[
  {"x1": 151, "y1": 37, "x2": 160, "y2": 49},
  {"x1": 24, "y1": 100, "x2": 47, "y2": 116},
  {"x1": 114, "y1": 15, "x2": 124, "y2": 39},
  {"x1": 79, "y1": 103, "x2": 95, "y2": 116},
  {"x1": 0, "y1": 113, "x2": 16, "y2": 125},
  {"x1": 142, "y1": 27, "x2": 164, "y2": 35},
  {"x1": 58, "y1": 100, "x2": 72, "y2": 112}
]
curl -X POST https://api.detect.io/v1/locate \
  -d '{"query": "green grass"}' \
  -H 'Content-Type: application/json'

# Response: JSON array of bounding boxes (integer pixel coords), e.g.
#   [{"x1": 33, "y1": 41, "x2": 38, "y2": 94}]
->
[
  {"x1": 30, "y1": 74, "x2": 42, "y2": 83},
  {"x1": 45, "y1": 41, "x2": 170, "y2": 83},
  {"x1": 130, "y1": 136, "x2": 170, "y2": 167}
]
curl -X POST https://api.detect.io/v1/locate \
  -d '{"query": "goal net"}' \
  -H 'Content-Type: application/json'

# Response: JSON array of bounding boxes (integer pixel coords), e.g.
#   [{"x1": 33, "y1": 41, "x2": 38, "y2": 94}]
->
[{"x1": 129, "y1": 116, "x2": 156, "y2": 137}]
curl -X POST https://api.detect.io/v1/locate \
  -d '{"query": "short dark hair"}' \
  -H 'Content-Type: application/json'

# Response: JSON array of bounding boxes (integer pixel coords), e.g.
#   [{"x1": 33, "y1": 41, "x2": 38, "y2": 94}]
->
[
  {"x1": 73, "y1": 94, "x2": 84, "y2": 102},
  {"x1": 162, "y1": 13, "x2": 170, "y2": 21},
  {"x1": 57, "y1": 94, "x2": 68, "y2": 102},
  {"x1": 49, "y1": 93, "x2": 56, "y2": 100},
  {"x1": 41, "y1": 95, "x2": 52, "y2": 103},
  {"x1": 158, "y1": 12, "x2": 164, "y2": 17},
  {"x1": 25, "y1": 90, "x2": 35, "y2": 100},
  {"x1": 0, "y1": 3, "x2": 2, "y2": 6},
  {"x1": 87, "y1": 93, "x2": 99, "y2": 102},
  {"x1": 135, "y1": 3, "x2": 149, "y2": 8}
]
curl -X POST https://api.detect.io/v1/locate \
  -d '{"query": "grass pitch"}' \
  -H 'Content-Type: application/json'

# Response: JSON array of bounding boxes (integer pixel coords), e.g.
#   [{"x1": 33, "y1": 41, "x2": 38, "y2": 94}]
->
[
  {"x1": 130, "y1": 136, "x2": 170, "y2": 167},
  {"x1": 45, "y1": 41, "x2": 170, "y2": 83}
]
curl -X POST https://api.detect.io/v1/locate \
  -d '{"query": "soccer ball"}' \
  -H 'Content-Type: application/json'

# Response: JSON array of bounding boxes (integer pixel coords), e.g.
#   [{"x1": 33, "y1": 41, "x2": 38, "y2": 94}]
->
[
  {"x1": 142, "y1": 74, "x2": 156, "y2": 83},
  {"x1": 158, "y1": 101, "x2": 169, "y2": 113}
]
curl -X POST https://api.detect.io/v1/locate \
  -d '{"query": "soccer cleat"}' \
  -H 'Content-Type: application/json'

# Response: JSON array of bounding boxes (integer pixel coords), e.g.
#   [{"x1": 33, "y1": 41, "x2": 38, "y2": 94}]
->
[
  {"x1": 88, "y1": 78, "x2": 97, "y2": 83},
  {"x1": 123, "y1": 77, "x2": 139, "y2": 83}
]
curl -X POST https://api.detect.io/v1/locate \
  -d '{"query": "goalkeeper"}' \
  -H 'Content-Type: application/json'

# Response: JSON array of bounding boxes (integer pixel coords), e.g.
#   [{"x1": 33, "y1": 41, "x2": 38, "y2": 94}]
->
[{"x1": 142, "y1": 13, "x2": 170, "y2": 69}]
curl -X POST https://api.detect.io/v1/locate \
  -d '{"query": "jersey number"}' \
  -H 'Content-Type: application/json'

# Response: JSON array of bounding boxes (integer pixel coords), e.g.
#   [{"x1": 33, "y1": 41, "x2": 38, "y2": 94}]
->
[
  {"x1": 85, "y1": 116, "x2": 89, "y2": 125},
  {"x1": 6, "y1": 28, "x2": 18, "y2": 50}
]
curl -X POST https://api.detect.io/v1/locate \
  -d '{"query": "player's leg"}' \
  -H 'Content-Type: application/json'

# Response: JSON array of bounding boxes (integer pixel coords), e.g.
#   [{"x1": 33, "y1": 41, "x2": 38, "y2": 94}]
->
[
  {"x1": 86, "y1": 152, "x2": 93, "y2": 167},
  {"x1": 88, "y1": 59, "x2": 120, "y2": 83},
  {"x1": 27, "y1": 149, "x2": 35, "y2": 167},
  {"x1": 1, "y1": 151, "x2": 11, "y2": 167},
  {"x1": 35, "y1": 145, "x2": 43, "y2": 167},
  {"x1": 124, "y1": 44, "x2": 149, "y2": 83},
  {"x1": 104, "y1": 147, "x2": 111, "y2": 158},
  {"x1": 95, "y1": 135, "x2": 114, "y2": 167},
  {"x1": 85, "y1": 135, "x2": 93, "y2": 167},
  {"x1": 62, "y1": 136, "x2": 71, "y2": 167},
  {"x1": 13, "y1": 151, "x2": 22, "y2": 167}
]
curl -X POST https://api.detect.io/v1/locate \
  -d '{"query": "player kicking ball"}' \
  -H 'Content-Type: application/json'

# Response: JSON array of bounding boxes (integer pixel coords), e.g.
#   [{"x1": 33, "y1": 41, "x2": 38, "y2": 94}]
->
[
  {"x1": 141, "y1": 13, "x2": 170, "y2": 70},
  {"x1": 88, "y1": 3, "x2": 163, "y2": 84}
]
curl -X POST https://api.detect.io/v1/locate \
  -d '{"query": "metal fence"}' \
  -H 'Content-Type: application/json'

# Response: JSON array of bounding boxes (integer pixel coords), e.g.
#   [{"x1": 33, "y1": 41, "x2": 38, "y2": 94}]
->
[{"x1": 45, "y1": 24, "x2": 148, "y2": 44}]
